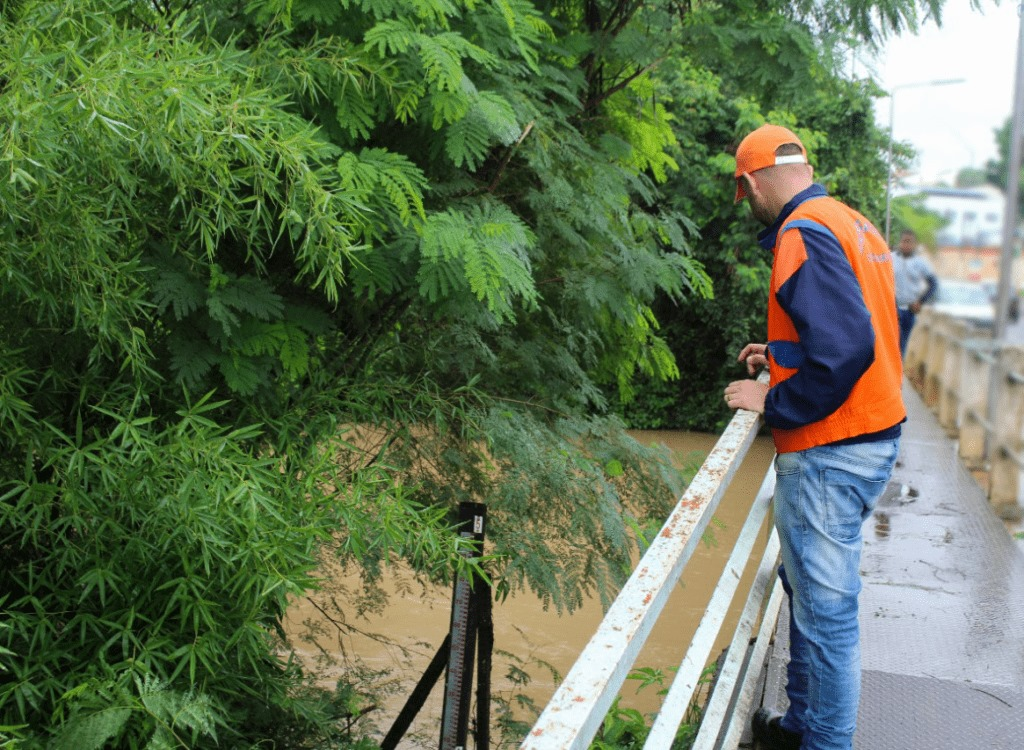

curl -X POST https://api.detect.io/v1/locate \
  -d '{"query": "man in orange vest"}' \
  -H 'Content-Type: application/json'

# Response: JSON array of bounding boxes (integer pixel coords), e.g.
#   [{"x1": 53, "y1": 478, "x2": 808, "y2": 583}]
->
[{"x1": 724, "y1": 124, "x2": 906, "y2": 750}]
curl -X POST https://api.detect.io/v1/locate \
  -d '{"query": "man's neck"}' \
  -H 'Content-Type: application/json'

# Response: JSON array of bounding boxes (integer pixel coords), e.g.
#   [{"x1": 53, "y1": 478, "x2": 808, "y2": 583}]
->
[{"x1": 774, "y1": 181, "x2": 812, "y2": 211}]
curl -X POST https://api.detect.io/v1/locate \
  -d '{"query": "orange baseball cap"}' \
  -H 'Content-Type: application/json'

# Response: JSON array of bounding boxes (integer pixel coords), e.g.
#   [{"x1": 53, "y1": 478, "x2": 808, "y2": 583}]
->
[{"x1": 733, "y1": 124, "x2": 808, "y2": 202}]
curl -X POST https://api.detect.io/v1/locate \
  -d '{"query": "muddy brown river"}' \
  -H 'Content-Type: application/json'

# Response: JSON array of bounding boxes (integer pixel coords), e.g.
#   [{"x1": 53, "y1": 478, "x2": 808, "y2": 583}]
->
[{"x1": 283, "y1": 430, "x2": 776, "y2": 747}]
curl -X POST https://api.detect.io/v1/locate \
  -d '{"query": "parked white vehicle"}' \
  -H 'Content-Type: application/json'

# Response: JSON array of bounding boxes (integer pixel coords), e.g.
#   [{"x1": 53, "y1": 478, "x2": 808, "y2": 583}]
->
[{"x1": 928, "y1": 278, "x2": 995, "y2": 328}]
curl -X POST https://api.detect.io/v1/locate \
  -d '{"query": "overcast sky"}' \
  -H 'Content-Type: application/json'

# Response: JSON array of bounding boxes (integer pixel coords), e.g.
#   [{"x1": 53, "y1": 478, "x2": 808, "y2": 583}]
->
[{"x1": 870, "y1": 0, "x2": 1021, "y2": 186}]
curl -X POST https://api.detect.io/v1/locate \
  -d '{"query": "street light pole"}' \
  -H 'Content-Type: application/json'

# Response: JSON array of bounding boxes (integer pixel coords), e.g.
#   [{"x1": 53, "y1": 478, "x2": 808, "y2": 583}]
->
[
  {"x1": 884, "y1": 78, "x2": 966, "y2": 247},
  {"x1": 994, "y1": 5, "x2": 1024, "y2": 344},
  {"x1": 986, "y1": 3, "x2": 1024, "y2": 463}
]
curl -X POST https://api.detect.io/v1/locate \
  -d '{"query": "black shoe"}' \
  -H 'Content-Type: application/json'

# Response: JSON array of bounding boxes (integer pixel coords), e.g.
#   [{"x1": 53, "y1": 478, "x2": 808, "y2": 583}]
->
[{"x1": 751, "y1": 707, "x2": 802, "y2": 750}]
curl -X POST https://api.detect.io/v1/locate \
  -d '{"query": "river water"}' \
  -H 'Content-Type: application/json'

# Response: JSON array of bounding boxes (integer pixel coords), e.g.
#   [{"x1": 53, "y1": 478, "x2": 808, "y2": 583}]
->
[{"x1": 284, "y1": 430, "x2": 776, "y2": 747}]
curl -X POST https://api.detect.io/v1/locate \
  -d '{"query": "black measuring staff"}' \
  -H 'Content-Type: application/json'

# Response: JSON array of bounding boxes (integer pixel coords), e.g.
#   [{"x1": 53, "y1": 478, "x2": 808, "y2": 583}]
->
[{"x1": 438, "y1": 502, "x2": 487, "y2": 750}]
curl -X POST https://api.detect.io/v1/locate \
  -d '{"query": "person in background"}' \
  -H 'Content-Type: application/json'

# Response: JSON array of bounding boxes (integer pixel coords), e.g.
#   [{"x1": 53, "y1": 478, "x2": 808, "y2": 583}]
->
[
  {"x1": 723, "y1": 124, "x2": 905, "y2": 750},
  {"x1": 893, "y1": 229, "x2": 937, "y2": 357}
]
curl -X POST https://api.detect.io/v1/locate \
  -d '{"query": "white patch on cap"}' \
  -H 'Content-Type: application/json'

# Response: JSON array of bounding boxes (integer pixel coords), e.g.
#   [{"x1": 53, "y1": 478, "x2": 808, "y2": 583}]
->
[{"x1": 774, "y1": 154, "x2": 807, "y2": 165}]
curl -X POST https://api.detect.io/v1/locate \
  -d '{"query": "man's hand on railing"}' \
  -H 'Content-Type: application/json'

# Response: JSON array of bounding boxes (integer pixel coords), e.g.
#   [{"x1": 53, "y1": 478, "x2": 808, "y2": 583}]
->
[{"x1": 725, "y1": 343, "x2": 769, "y2": 414}]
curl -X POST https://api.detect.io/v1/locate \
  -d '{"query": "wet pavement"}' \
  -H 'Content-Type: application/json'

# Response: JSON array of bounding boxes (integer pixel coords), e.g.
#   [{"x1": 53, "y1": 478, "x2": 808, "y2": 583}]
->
[{"x1": 752, "y1": 379, "x2": 1024, "y2": 749}]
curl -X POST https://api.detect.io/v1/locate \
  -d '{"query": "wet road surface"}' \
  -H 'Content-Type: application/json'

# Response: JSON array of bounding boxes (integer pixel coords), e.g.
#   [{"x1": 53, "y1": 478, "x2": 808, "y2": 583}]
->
[{"x1": 754, "y1": 379, "x2": 1024, "y2": 749}]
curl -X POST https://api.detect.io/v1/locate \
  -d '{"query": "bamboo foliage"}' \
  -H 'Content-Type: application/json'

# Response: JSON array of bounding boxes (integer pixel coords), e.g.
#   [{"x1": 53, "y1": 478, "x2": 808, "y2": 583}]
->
[{"x1": 0, "y1": 0, "x2": 949, "y2": 746}]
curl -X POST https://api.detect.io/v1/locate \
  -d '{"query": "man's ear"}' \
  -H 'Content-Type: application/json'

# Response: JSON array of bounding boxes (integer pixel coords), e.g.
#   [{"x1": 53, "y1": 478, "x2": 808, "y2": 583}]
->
[{"x1": 740, "y1": 172, "x2": 757, "y2": 199}]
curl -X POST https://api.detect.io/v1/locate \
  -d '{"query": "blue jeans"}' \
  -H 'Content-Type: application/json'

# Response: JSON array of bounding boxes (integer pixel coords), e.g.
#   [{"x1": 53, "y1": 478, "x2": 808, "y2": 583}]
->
[
  {"x1": 897, "y1": 307, "x2": 915, "y2": 357},
  {"x1": 773, "y1": 439, "x2": 900, "y2": 750}
]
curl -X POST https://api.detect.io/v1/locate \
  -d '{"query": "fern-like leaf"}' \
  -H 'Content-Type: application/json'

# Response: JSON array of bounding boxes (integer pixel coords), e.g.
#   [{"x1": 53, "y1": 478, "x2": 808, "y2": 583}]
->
[
  {"x1": 137, "y1": 675, "x2": 219, "y2": 748},
  {"x1": 150, "y1": 268, "x2": 205, "y2": 321},
  {"x1": 167, "y1": 334, "x2": 218, "y2": 387},
  {"x1": 416, "y1": 202, "x2": 537, "y2": 321},
  {"x1": 235, "y1": 320, "x2": 311, "y2": 379},
  {"x1": 217, "y1": 352, "x2": 268, "y2": 395},
  {"x1": 335, "y1": 81, "x2": 378, "y2": 140},
  {"x1": 51, "y1": 706, "x2": 131, "y2": 750},
  {"x1": 205, "y1": 275, "x2": 284, "y2": 337},
  {"x1": 363, "y1": 18, "x2": 418, "y2": 56},
  {"x1": 214, "y1": 276, "x2": 285, "y2": 322},
  {"x1": 341, "y1": 0, "x2": 456, "y2": 25},
  {"x1": 444, "y1": 90, "x2": 520, "y2": 169},
  {"x1": 336, "y1": 147, "x2": 427, "y2": 236}
]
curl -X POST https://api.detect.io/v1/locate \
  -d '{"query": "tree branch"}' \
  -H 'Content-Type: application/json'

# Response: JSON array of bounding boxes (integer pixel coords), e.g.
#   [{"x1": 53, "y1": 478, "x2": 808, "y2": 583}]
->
[
  {"x1": 603, "y1": 0, "x2": 645, "y2": 36},
  {"x1": 584, "y1": 58, "x2": 665, "y2": 112},
  {"x1": 486, "y1": 120, "x2": 535, "y2": 193}
]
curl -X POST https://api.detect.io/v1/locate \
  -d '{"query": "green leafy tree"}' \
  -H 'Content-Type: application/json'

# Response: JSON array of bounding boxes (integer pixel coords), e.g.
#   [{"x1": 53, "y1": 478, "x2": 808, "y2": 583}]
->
[
  {"x1": 956, "y1": 166, "x2": 987, "y2": 188},
  {"x1": 216, "y1": 0, "x2": 711, "y2": 612},
  {"x1": 0, "y1": 2, "x2": 487, "y2": 746},
  {"x1": 0, "y1": 0, "x2": 698, "y2": 745},
  {"x1": 0, "y1": 0, "x2": 957, "y2": 746},
  {"x1": 621, "y1": 1, "x2": 921, "y2": 431},
  {"x1": 890, "y1": 194, "x2": 948, "y2": 251},
  {"x1": 985, "y1": 118, "x2": 1023, "y2": 218}
]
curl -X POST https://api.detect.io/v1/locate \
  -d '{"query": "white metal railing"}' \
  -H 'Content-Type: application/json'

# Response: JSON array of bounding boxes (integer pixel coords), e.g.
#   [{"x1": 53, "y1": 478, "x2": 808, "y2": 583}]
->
[
  {"x1": 521, "y1": 373, "x2": 780, "y2": 750},
  {"x1": 519, "y1": 309, "x2": 1024, "y2": 749},
  {"x1": 905, "y1": 308, "x2": 1024, "y2": 523}
]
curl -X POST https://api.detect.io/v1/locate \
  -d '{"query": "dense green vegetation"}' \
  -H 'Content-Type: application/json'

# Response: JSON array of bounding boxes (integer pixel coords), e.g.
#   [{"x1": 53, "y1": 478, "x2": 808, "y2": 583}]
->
[
  {"x1": 987, "y1": 117, "x2": 1024, "y2": 220},
  {"x1": 0, "y1": 0, "x2": 944, "y2": 747}
]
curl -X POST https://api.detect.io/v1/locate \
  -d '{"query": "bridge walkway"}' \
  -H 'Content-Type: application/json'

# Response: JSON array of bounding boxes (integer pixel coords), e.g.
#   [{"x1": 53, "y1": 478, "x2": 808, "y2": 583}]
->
[{"x1": 748, "y1": 379, "x2": 1024, "y2": 749}]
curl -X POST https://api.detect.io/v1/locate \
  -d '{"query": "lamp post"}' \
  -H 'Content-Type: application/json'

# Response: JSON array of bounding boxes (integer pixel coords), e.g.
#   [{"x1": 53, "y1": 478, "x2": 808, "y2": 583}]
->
[
  {"x1": 884, "y1": 78, "x2": 966, "y2": 246},
  {"x1": 994, "y1": 5, "x2": 1024, "y2": 344},
  {"x1": 985, "y1": 3, "x2": 1024, "y2": 466}
]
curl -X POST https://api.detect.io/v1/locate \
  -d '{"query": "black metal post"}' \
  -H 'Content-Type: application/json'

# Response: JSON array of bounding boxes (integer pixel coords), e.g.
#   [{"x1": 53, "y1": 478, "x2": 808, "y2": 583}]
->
[
  {"x1": 380, "y1": 635, "x2": 451, "y2": 750},
  {"x1": 439, "y1": 503, "x2": 487, "y2": 750},
  {"x1": 474, "y1": 577, "x2": 494, "y2": 750}
]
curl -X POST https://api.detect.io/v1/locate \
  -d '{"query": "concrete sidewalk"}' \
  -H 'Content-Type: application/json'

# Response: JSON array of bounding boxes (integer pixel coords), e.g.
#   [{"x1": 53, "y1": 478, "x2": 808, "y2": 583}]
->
[{"x1": 751, "y1": 379, "x2": 1024, "y2": 749}]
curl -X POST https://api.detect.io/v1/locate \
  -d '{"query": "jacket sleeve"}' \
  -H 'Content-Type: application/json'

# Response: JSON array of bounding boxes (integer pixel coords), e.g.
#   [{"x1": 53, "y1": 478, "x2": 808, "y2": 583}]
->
[
  {"x1": 764, "y1": 224, "x2": 876, "y2": 430},
  {"x1": 918, "y1": 256, "x2": 938, "y2": 304}
]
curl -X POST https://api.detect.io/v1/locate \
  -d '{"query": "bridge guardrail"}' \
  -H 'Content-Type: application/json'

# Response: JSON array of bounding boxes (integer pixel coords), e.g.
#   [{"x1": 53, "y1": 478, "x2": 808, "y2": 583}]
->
[
  {"x1": 521, "y1": 373, "x2": 779, "y2": 750},
  {"x1": 904, "y1": 308, "x2": 1024, "y2": 523},
  {"x1": 520, "y1": 313, "x2": 1024, "y2": 750}
]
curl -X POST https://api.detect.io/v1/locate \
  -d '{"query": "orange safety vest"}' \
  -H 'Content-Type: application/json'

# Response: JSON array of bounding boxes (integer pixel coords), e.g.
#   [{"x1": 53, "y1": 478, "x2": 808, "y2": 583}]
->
[{"x1": 767, "y1": 197, "x2": 905, "y2": 453}]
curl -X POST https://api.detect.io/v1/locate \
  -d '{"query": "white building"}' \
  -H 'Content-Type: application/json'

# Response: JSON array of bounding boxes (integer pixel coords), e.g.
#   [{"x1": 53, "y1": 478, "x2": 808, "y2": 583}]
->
[{"x1": 897, "y1": 184, "x2": 1005, "y2": 247}]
